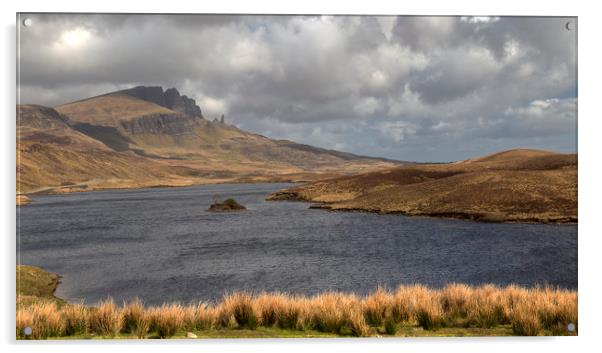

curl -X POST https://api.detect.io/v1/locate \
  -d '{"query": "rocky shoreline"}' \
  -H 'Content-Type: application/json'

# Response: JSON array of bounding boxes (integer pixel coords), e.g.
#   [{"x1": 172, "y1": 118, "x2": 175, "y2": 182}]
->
[
  {"x1": 305, "y1": 202, "x2": 577, "y2": 224},
  {"x1": 268, "y1": 190, "x2": 577, "y2": 224},
  {"x1": 266, "y1": 150, "x2": 578, "y2": 225}
]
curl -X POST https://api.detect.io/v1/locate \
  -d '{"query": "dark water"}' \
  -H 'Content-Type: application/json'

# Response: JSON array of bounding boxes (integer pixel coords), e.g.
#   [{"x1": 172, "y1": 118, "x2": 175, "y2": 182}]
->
[{"x1": 17, "y1": 183, "x2": 577, "y2": 305}]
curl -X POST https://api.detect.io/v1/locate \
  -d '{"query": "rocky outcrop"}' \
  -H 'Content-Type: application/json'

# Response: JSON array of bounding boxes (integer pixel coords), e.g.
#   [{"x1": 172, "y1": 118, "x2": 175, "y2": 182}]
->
[
  {"x1": 119, "y1": 113, "x2": 203, "y2": 135},
  {"x1": 164, "y1": 88, "x2": 203, "y2": 117},
  {"x1": 208, "y1": 198, "x2": 247, "y2": 212},
  {"x1": 118, "y1": 86, "x2": 203, "y2": 118},
  {"x1": 18, "y1": 105, "x2": 70, "y2": 129},
  {"x1": 118, "y1": 86, "x2": 166, "y2": 106},
  {"x1": 265, "y1": 190, "x2": 306, "y2": 201}
]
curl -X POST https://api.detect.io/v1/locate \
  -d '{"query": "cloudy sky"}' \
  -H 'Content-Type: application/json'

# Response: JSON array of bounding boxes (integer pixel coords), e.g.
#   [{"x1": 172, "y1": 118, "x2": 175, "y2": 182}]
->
[{"x1": 18, "y1": 14, "x2": 577, "y2": 162}]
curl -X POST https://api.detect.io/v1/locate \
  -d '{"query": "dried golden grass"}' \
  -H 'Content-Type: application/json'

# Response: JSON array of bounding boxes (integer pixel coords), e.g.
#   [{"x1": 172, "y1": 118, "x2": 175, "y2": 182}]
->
[
  {"x1": 18, "y1": 301, "x2": 64, "y2": 339},
  {"x1": 308, "y1": 292, "x2": 349, "y2": 334},
  {"x1": 411, "y1": 285, "x2": 445, "y2": 330},
  {"x1": 62, "y1": 302, "x2": 89, "y2": 336},
  {"x1": 362, "y1": 286, "x2": 390, "y2": 327},
  {"x1": 122, "y1": 298, "x2": 150, "y2": 338},
  {"x1": 16, "y1": 308, "x2": 34, "y2": 339},
  {"x1": 16, "y1": 284, "x2": 578, "y2": 339},
  {"x1": 254, "y1": 292, "x2": 307, "y2": 329},
  {"x1": 254, "y1": 292, "x2": 285, "y2": 327},
  {"x1": 217, "y1": 292, "x2": 259, "y2": 329},
  {"x1": 148, "y1": 303, "x2": 184, "y2": 338},
  {"x1": 510, "y1": 302, "x2": 541, "y2": 336},
  {"x1": 307, "y1": 291, "x2": 370, "y2": 336},
  {"x1": 182, "y1": 302, "x2": 217, "y2": 331},
  {"x1": 536, "y1": 286, "x2": 578, "y2": 332},
  {"x1": 389, "y1": 285, "x2": 415, "y2": 323},
  {"x1": 89, "y1": 298, "x2": 122, "y2": 337},
  {"x1": 465, "y1": 284, "x2": 508, "y2": 328},
  {"x1": 441, "y1": 283, "x2": 473, "y2": 319}
]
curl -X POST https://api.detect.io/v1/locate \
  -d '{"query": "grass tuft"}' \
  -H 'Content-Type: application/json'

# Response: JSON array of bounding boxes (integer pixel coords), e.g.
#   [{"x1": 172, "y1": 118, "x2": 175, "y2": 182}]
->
[
  {"x1": 25, "y1": 302, "x2": 64, "y2": 339},
  {"x1": 149, "y1": 303, "x2": 184, "y2": 338},
  {"x1": 89, "y1": 298, "x2": 122, "y2": 337},
  {"x1": 122, "y1": 298, "x2": 149, "y2": 338},
  {"x1": 218, "y1": 292, "x2": 259, "y2": 329},
  {"x1": 62, "y1": 302, "x2": 89, "y2": 336}
]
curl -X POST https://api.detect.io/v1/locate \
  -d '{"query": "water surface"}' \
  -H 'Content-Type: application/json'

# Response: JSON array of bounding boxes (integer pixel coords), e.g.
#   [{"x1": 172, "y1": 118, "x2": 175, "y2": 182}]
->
[{"x1": 17, "y1": 183, "x2": 577, "y2": 305}]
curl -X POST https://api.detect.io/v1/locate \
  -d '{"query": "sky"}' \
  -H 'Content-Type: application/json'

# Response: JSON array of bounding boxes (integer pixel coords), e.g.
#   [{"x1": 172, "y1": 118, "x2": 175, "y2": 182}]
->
[{"x1": 17, "y1": 14, "x2": 577, "y2": 162}]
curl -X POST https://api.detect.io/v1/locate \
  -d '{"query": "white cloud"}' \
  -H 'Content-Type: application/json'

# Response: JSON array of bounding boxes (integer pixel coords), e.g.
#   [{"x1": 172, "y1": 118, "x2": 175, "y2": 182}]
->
[
  {"x1": 353, "y1": 97, "x2": 381, "y2": 116},
  {"x1": 18, "y1": 14, "x2": 577, "y2": 161},
  {"x1": 198, "y1": 95, "x2": 228, "y2": 118},
  {"x1": 376, "y1": 121, "x2": 417, "y2": 142},
  {"x1": 56, "y1": 27, "x2": 92, "y2": 48},
  {"x1": 505, "y1": 98, "x2": 573, "y2": 121}
]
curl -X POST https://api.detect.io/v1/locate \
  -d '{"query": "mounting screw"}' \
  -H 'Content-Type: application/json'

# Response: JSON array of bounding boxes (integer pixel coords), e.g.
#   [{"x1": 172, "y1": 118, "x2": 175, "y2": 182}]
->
[{"x1": 23, "y1": 326, "x2": 32, "y2": 336}]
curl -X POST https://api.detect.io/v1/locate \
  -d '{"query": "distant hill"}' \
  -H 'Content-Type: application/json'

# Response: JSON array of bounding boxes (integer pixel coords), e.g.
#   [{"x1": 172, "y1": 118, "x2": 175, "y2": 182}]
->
[
  {"x1": 267, "y1": 149, "x2": 577, "y2": 223},
  {"x1": 17, "y1": 104, "x2": 183, "y2": 193},
  {"x1": 17, "y1": 87, "x2": 399, "y2": 193}
]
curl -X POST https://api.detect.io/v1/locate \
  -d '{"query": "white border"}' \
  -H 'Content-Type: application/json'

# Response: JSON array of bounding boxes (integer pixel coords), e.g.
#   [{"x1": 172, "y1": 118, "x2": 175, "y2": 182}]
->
[{"x1": 2, "y1": 1, "x2": 600, "y2": 352}]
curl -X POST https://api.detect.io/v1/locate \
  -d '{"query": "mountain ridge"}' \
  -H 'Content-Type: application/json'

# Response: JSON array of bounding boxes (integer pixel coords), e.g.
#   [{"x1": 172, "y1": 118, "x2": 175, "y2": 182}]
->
[{"x1": 17, "y1": 86, "x2": 400, "y2": 194}]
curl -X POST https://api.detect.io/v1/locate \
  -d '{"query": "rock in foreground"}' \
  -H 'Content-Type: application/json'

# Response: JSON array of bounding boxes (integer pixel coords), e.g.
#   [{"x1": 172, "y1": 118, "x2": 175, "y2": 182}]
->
[{"x1": 208, "y1": 198, "x2": 247, "y2": 212}]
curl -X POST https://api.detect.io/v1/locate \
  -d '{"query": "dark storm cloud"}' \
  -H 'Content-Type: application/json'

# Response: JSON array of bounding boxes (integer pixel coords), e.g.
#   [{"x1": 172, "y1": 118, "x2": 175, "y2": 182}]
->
[{"x1": 17, "y1": 14, "x2": 577, "y2": 161}]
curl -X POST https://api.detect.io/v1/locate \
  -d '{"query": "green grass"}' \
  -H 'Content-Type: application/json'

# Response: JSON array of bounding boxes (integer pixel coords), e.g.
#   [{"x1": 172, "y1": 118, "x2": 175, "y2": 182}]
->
[
  {"x1": 41, "y1": 325, "x2": 514, "y2": 340},
  {"x1": 45, "y1": 327, "x2": 342, "y2": 340},
  {"x1": 16, "y1": 265, "x2": 65, "y2": 308},
  {"x1": 394, "y1": 324, "x2": 513, "y2": 337},
  {"x1": 17, "y1": 265, "x2": 60, "y2": 297}
]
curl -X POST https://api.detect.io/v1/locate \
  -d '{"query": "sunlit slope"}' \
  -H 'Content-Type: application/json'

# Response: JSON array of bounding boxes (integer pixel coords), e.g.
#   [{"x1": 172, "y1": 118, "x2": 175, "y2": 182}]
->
[
  {"x1": 267, "y1": 149, "x2": 577, "y2": 223},
  {"x1": 18, "y1": 86, "x2": 400, "y2": 193},
  {"x1": 55, "y1": 86, "x2": 399, "y2": 169},
  {"x1": 17, "y1": 105, "x2": 182, "y2": 193}
]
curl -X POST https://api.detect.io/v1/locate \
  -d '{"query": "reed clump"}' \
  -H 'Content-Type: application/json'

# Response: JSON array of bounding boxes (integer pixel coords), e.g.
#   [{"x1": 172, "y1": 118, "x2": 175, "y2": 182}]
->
[
  {"x1": 17, "y1": 302, "x2": 63, "y2": 339},
  {"x1": 148, "y1": 303, "x2": 184, "y2": 338},
  {"x1": 412, "y1": 285, "x2": 445, "y2": 330},
  {"x1": 16, "y1": 283, "x2": 577, "y2": 339},
  {"x1": 217, "y1": 292, "x2": 258, "y2": 330},
  {"x1": 122, "y1": 298, "x2": 150, "y2": 338},
  {"x1": 183, "y1": 302, "x2": 217, "y2": 331},
  {"x1": 89, "y1": 298, "x2": 122, "y2": 337},
  {"x1": 62, "y1": 302, "x2": 89, "y2": 336}
]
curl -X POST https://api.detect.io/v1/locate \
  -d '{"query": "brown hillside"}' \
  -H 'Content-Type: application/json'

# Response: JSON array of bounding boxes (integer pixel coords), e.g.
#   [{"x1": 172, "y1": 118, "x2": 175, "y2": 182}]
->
[
  {"x1": 267, "y1": 149, "x2": 577, "y2": 223},
  {"x1": 17, "y1": 105, "x2": 190, "y2": 193},
  {"x1": 17, "y1": 105, "x2": 316, "y2": 193},
  {"x1": 54, "y1": 87, "x2": 398, "y2": 173},
  {"x1": 18, "y1": 104, "x2": 109, "y2": 150},
  {"x1": 55, "y1": 94, "x2": 175, "y2": 126},
  {"x1": 17, "y1": 87, "x2": 399, "y2": 193}
]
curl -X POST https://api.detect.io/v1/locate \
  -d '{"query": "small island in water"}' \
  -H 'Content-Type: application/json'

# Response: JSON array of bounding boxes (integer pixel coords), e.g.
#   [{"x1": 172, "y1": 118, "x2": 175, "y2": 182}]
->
[{"x1": 208, "y1": 198, "x2": 247, "y2": 212}]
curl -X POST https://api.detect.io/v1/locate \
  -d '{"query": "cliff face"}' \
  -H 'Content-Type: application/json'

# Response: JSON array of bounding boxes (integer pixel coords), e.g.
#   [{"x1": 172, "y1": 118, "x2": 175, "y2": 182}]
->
[
  {"x1": 18, "y1": 105, "x2": 71, "y2": 129},
  {"x1": 120, "y1": 113, "x2": 203, "y2": 135},
  {"x1": 164, "y1": 88, "x2": 203, "y2": 117},
  {"x1": 118, "y1": 86, "x2": 203, "y2": 118}
]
